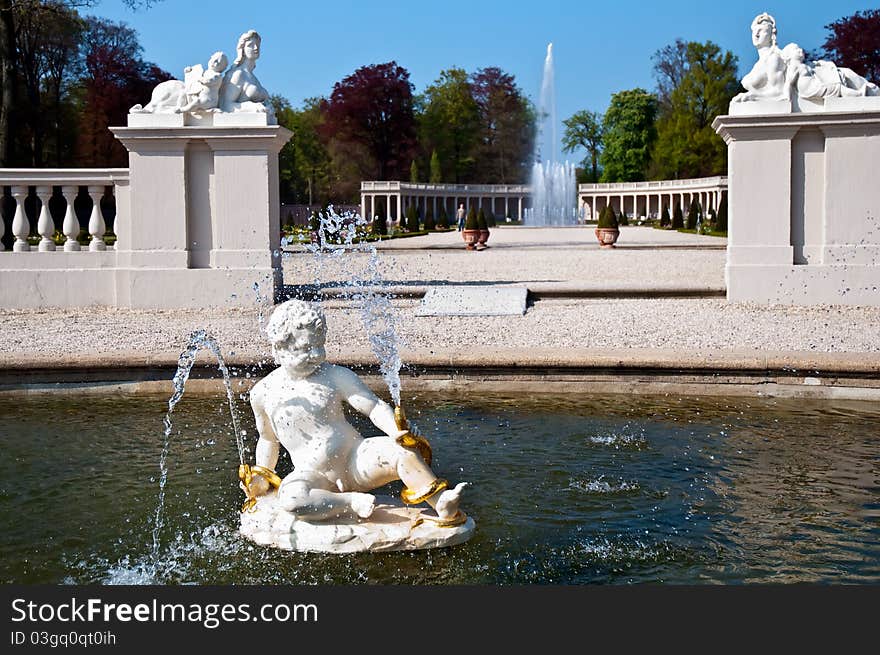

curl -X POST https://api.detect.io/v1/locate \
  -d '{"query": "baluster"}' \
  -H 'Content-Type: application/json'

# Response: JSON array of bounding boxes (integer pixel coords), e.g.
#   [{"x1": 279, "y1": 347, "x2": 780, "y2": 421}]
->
[
  {"x1": 11, "y1": 186, "x2": 30, "y2": 252},
  {"x1": 61, "y1": 185, "x2": 80, "y2": 252},
  {"x1": 36, "y1": 185, "x2": 55, "y2": 252},
  {"x1": 87, "y1": 185, "x2": 106, "y2": 251}
]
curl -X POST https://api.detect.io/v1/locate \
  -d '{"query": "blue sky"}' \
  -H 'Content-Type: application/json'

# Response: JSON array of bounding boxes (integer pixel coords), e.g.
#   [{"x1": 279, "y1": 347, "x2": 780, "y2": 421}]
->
[{"x1": 94, "y1": 0, "x2": 871, "y2": 164}]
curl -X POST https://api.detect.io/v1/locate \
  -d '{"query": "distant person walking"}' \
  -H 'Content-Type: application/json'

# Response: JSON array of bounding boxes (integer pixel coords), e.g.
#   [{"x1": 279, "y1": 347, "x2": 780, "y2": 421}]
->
[{"x1": 457, "y1": 204, "x2": 466, "y2": 231}]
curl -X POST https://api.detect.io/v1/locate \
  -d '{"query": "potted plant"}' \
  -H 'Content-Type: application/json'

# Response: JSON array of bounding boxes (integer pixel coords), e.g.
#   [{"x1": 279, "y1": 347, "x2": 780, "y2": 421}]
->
[
  {"x1": 476, "y1": 207, "x2": 490, "y2": 249},
  {"x1": 595, "y1": 205, "x2": 619, "y2": 248},
  {"x1": 462, "y1": 207, "x2": 480, "y2": 250}
]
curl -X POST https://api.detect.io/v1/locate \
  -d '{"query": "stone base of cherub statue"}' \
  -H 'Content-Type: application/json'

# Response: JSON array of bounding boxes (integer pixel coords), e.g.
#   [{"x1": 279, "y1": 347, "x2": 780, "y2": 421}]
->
[
  {"x1": 240, "y1": 493, "x2": 475, "y2": 553},
  {"x1": 237, "y1": 298, "x2": 474, "y2": 553}
]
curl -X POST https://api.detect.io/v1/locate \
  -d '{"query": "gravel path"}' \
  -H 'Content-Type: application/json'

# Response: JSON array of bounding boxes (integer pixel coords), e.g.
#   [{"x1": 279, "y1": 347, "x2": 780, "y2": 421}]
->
[
  {"x1": 1, "y1": 298, "x2": 878, "y2": 365},
  {"x1": 2, "y1": 226, "x2": 878, "y2": 365}
]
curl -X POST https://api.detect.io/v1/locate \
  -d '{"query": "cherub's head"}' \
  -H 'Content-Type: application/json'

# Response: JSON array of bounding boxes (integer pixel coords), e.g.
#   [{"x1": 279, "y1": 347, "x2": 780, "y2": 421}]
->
[
  {"x1": 208, "y1": 51, "x2": 228, "y2": 72},
  {"x1": 781, "y1": 43, "x2": 804, "y2": 64},
  {"x1": 266, "y1": 299, "x2": 327, "y2": 378}
]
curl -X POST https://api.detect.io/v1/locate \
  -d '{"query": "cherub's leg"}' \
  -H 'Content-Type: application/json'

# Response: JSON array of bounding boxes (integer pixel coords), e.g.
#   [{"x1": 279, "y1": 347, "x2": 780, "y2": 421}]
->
[
  {"x1": 277, "y1": 472, "x2": 375, "y2": 520},
  {"x1": 352, "y1": 438, "x2": 466, "y2": 520}
]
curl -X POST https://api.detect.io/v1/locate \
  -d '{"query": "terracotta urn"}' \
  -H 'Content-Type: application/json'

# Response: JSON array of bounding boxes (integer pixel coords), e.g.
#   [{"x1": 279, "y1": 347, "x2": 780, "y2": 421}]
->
[
  {"x1": 595, "y1": 227, "x2": 619, "y2": 248},
  {"x1": 462, "y1": 229, "x2": 480, "y2": 250},
  {"x1": 478, "y1": 229, "x2": 490, "y2": 249}
]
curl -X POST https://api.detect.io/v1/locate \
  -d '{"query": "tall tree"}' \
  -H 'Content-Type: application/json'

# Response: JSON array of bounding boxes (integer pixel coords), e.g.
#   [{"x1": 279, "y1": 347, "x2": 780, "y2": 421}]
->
[
  {"x1": 652, "y1": 38, "x2": 688, "y2": 114},
  {"x1": 469, "y1": 66, "x2": 534, "y2": 184},
  {"x1": 562, "y1": 109, "x2": 603, "y2": 182},
  {"x1": 651, "y1": 41, "x2": 739, "y2": 179},
  {"x1": 429, "y1": 149, "x2": 441, "y2": 183},
  {"x1": 322, "y1": 61, "x2": 417, "y2": 181},
  {"x1": 820, "y1": 9, "x2": 880, "y2": 83},
  {"x1": 13, "y1": 1, "x2": 85, "y2": 165},
  {"x1": 272, "y1": 95, "x2": 332, "y2": 205},
  {"x1": 600, "y1": 88, "x2": 657, "y2": 182},
  {"x1": 2, "y1": 0, "x2": 87, "y2": 166},
  {"x1": 77, "y1": 16, "x2": 171, "y2": 166},
  {"x1": 419, "y1": 67, "x2": 481, "y2": 183}
]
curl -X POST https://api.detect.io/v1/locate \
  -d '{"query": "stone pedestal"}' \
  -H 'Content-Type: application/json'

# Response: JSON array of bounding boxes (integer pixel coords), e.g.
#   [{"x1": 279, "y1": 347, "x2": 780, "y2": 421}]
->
[
  {"x1": 110, "y1": 120, "x2": 292, "y2": 309},
  {"x1": 240, "y1": 493, "x2": 476, "y2": 553},
  {"x1": 713, "y1": 110, "x2": 880, "y2": 306}
]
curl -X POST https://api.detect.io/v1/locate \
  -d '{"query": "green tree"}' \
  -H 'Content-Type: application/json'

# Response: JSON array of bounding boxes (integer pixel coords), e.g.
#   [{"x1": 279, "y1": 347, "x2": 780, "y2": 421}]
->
[
  {"x1": 423, "y1": 205, "x2": 435, "y2": 230},
  {"x1": 686, "y1": 200, "x2": 699, "y2": 229},
  {"x1": 409, "y1": 160, "x2": 419, "y2": 183},
  {"x1": 660, "y1": 205, "x2": 671, "y2": 227},
  {"x1": 716, "y1": 196, "x2": 728, "y2": 232},
  {"x1": 429, "y1": 149, "x2": 442, "y2": 182},
  {"x1": 272, "y1": 96, "x2": 332, "y2": 205},
  {"x1": 562, "y1": 109, "x2": 603, "y2": 182},
  {"x1": 419, "y1": 67, "x2": 481, "y2": 183},
  {"x1": 651, "y1": 41, "x2": 739, "y2": 179},
  {"x1": 372, "y1": 200, "x2": 387, "y2": 235},
  {"x1": 600, "y1": 88, "x2": 657, "y2": 182},
  {"x1": 436, "y1": 204, "x2": 449, "y2": 229},
  {"x1": 672, "y1": 204, "x2": 684, "y2": 229},
  {"x1": 404, "y1": 203, "x2": 418, "y2": 231}
]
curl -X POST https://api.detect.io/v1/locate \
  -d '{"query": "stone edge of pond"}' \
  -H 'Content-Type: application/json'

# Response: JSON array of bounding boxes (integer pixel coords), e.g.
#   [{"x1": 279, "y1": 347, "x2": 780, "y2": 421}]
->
[{"x1": 1, "y1": 348, "x2": 878, "y2": 401}]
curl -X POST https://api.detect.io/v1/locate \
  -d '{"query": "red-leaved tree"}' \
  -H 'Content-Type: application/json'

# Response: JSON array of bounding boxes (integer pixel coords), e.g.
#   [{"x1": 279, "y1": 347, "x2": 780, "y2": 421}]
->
[
  {"x1": 821, "y1": 9, "x2": 880, "y2": 84},
  {"x1": 321, "y1": 61, "x2": 417, "y2": 180},
  {"x1": 77, "y1": 17, "x2": 171, "y2": 166}
]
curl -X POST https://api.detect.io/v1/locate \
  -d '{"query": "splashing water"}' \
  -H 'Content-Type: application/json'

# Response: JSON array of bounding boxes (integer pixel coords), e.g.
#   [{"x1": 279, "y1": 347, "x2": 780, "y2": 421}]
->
[
  {"x1": 152, "y1": 330, "x2": 246, "y2": 568},
  {"x1": 526, "y1": 43, "x2": 578, "y2": 226},
  {"x1": 306, "y1": 207, "x2": 404, "y2": 405}
]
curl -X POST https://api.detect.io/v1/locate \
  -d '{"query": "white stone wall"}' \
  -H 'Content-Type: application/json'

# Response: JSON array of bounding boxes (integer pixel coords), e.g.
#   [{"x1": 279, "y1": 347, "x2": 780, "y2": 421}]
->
[{"x1": 714, "y1": 109, "x2": 880, "y2": 306}]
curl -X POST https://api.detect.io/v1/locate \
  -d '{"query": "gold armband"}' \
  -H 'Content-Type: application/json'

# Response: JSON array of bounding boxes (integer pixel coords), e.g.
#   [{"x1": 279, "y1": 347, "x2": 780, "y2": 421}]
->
[
  {"x1": 400, "y1": 477, "x2": 448, "y2": 505},
  {"x1": 395, "y1": 405, "x2": 433, "y2": 466},
  {"x1": 238, "y1": 463, "x2": 282, "y2": 513}
]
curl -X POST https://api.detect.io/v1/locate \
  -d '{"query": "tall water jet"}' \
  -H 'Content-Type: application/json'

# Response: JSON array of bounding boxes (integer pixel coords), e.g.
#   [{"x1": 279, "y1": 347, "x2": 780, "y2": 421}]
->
[{"x1": 526, "y1": 43, "x2": 577, "y2": 226}]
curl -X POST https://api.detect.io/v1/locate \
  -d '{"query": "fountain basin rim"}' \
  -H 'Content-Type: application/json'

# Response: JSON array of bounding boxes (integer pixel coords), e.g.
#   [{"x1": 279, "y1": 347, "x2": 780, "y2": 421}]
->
[
  {"x1": 0, "y1": 347, "x2": 876, "y2": 375},
  {"x1": 0, "y1": 349, "x2": 878, "y2": 401}
]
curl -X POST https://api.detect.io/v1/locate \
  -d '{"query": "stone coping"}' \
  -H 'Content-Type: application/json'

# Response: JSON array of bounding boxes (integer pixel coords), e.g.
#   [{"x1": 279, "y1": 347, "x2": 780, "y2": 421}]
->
[
  {"x1": 306, "y1": 284, "x2": 727, "y2": 299},
  {"x1": 1, "y1": 347, "x2": 877, "y2": 375}
]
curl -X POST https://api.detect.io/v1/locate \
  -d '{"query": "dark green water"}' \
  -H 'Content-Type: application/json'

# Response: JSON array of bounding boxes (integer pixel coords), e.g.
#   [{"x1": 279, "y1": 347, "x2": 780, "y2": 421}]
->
[{"x1": 0, "y1": 391, "x2": 877, "y2": 584}]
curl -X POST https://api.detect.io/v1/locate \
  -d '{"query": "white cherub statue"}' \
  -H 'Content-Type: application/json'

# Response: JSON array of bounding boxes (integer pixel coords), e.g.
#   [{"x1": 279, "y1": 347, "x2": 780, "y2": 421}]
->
[
  {"x1": 241, "y1": 299, "x2": 468, "y2": 540},
  {"x1": 176, "y1": 51, "x2": 228, "y2": 114}
]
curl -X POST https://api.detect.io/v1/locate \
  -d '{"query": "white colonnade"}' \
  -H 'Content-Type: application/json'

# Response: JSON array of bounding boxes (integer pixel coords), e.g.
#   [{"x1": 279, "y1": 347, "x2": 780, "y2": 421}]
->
[
  {"x1": 360, "y1": 181, "x2": 530, "y2": 223},
  {"x1": 577, "y1": 176, "x2": 728, "y2": 222}
]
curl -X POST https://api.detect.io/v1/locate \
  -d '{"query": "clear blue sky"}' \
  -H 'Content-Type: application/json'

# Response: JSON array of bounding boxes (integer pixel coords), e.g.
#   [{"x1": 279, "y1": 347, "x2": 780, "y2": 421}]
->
[{"x1": 94, "y1": 0, "x2": 871, "y2": 165}]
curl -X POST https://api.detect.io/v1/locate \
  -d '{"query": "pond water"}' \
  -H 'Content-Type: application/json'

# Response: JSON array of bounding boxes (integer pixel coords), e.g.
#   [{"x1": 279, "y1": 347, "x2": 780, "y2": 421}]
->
[{"x1": 0, "y1": 391, "x2": 877, "y2": 584}]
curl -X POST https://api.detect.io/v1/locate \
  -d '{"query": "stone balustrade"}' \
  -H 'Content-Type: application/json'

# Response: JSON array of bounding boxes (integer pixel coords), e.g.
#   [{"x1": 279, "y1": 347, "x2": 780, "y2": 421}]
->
[{"x1": 0, "y1": 169, "x2": 128, "y2": 253}]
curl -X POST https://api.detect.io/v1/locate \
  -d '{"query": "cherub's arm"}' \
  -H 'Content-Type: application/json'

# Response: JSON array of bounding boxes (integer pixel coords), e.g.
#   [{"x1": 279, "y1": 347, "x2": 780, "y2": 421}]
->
[
  {"x1": 332, "y1": 366, "x2": 405, "y2": 437},
  {"x1": 250, "y1": 383, "x2": 280, "y2": 470}
]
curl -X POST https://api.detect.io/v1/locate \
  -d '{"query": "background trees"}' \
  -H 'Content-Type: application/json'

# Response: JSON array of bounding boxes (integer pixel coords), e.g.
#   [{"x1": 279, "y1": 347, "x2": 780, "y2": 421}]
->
[
  {"x1": 0, "y1": 0, "x2": 160, "y2": 167},
  {"x1": 650, "y1": 40, "x2": 739, "y2": 179},
  {"x1": 469, "y1": 66, "x2": 534, "y2": 184},
  {"x1": 77, "y1": 17, "x2": 170, "y2": 166},
  {"x1": 599, "y1": 89, "x2": 657, "y2": 182},
  {"x1": 562, "y1": 109, "x2": 603, "y2": 183},
  {"x1": 819, "y1": 9, "x2": 880, "y2": 83},
  {"x1": 322, "y1": 61, "x2": 417, "y2": 183},
  {"x1": 418, "y1": 67, "x2": 481, "y2": 184}
]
